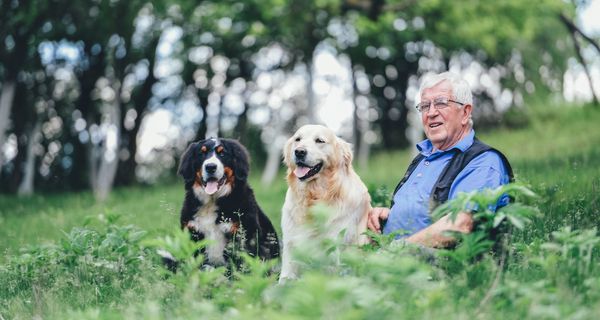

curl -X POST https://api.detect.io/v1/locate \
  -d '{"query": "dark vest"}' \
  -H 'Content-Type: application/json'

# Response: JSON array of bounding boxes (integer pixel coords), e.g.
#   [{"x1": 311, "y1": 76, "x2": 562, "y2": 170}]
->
[{"x1": 390, "y1": 138, "x2": 514, "y2": 211}]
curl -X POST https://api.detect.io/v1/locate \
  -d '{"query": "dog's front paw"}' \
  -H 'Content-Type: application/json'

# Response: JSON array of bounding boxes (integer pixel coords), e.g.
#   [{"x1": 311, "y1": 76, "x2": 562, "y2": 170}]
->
[
  {"x1": 218, "y1": 221, "x2": 240, "y2": 234},
  {"x1": 186, "y1": 220, "x2": 199, "y2": 231}
]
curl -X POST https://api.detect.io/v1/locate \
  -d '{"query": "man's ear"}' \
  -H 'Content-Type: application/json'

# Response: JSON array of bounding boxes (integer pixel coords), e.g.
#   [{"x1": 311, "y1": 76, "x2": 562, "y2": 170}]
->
[
  {"x1": 337, "y1": 137, "x2": 353, "y2": 170},
  {"x1": 462, "y1": 104, "x2": 473, "y2": 125},
  {"x1": 178, "y1": 142, "x2": 198, "y2": 184},
  {"x1": 226, "y1": 139, "x2": 250, "y2": 181}
]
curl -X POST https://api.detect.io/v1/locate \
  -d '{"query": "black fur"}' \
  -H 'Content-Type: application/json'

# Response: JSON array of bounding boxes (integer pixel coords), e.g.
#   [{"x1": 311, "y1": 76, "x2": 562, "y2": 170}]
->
[{"x1": 176, "y1": 138, "x2": 279, "y2": 267}]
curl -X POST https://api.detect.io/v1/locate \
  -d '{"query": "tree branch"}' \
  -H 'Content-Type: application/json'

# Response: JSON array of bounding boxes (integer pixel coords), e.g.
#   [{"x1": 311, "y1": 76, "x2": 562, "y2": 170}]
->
[
  {"x1": 559, "y1": 13, "x2": 600, "y2": 105},
  {"x1": 559, "y1": 13, "x2": 600, "y2": 55}
]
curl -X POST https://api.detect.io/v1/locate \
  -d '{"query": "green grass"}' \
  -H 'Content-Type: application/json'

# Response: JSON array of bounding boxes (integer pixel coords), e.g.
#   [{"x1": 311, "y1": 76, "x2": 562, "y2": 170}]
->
[{"x1": 1, "y1": 103, "x2": 600, "y2": 319}]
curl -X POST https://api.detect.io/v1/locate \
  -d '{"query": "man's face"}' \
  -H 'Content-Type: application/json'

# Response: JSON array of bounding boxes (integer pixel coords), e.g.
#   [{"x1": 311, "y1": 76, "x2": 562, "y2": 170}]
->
[{"x1": 420, "y1": 80, "x2": 472, "y2": 150}]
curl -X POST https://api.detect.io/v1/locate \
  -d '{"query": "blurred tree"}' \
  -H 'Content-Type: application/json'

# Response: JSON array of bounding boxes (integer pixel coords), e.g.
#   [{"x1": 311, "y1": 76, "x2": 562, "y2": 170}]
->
[
  {"x1": 418, "y1": 0, "x2": 572, "y2": 100},
  {"x1": 63, "y1": 0, "x2": 162, "y2": 198},
  {"x1": 339, "y1": 0, "x2": 573, "y2": 151},
  {"x1": 0, "y1": 0, "x2": 63, "y2": 168},
  {"x1": 174, "y1": 0, "x2": 271, "y2": 142},
  {"x1": 273, "y1": 0, "x2": 342, "y2": 123},
  {"x1": 342, "y1": 7, "x2": 421, "y2": 152}
]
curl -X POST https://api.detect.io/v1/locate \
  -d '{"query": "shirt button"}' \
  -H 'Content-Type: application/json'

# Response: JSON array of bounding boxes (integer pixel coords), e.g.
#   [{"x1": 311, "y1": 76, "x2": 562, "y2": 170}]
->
[{"x1": 424, "y1": 161, "x2": 430, "y2": 166}]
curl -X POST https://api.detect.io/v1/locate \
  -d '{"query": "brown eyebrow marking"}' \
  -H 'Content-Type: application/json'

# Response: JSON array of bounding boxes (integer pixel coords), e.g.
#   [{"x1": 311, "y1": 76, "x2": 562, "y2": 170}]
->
[
  {"x1": 216, "y1": 145, "x2": 224, "y2": 153},
  {"x1": 201, "y1": 145, "x2": 207, "y2": 153}
]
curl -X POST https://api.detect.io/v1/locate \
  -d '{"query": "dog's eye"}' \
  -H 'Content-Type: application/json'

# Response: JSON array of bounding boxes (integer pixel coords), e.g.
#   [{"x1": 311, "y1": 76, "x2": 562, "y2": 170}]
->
[
  {"x1": 295, "y1": 137, "x2": 301, "y2": 142},
  {"x1": 216, "y1": 146, "x2": 224, "y2": 154},
  {"x1": 200, "y1": 146, "x2": 208, "y2": 153},
  {"x1": 315, "y1": 138, "x2": 325, "y2": 144}
]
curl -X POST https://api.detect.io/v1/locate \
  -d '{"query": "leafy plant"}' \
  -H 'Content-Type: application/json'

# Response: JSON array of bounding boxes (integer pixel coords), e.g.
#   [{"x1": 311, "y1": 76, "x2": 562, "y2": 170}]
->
[
  {"x1": 431, "y1": 184, "x2": 540, "y2": 265},
  {"x1": 368, "y1": 185, "x2": 391, "y2": 208},
  {"x1": 537, "y1": 226, "x2": 600, "y2": 288}
]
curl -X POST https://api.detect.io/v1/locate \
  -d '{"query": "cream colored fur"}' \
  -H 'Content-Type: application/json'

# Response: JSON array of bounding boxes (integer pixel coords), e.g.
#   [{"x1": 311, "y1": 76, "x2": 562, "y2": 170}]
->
[{"x1": 279, "y1": 124, "x2": 371, "y2": 282}]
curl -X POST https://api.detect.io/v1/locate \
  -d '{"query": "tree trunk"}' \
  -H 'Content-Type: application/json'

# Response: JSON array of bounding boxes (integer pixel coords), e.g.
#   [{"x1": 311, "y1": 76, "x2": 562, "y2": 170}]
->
[
  {"x1": 71, "y1": 48, "x2": 105, "y2": 190},
  {"x1": 194, "y1": 93, "x2": 209, "y2": 141},
  {"x1": 115, "y1": 45, "x2": 159, "y2": 186},
  {"x1": 17, "y1": 120, "x2": 42, "y2": 196},
  {"x1": 305, "y1": 60, "x2": 317, "y2": 123},
  {"x1": 350, "y1": 68, "x2": 370, "y2": 169},
  {"x1": 406, "y1": 102, "x2": 423, "y2": 157},
  {"x1": 261, "y1": 138, "x2": 284, "y2": 185},
  {"x1": 261, "y1": 115, "x2": 286, "y2": 185},
  {"x1": 88, "y1": 121, "x2": 99, "y2": 193},
  {"x1": 194, "y1": 90, "x2": 208, "y2": 141},
  {"x1": 93, "y1": 101, "x2": 121, "y2": 202},
  {"x1": 230, "y1": 103, "x2": 250, "y2": 143},
  {"x1": 356, "y1": 128, "x2": 371, "y2": 170},
  {"x1": 0, "y1": 80, "x2": 16, "y2": 166},
  {"x1": 92, "y1": 64, "x2": 123, "y2": 201}
]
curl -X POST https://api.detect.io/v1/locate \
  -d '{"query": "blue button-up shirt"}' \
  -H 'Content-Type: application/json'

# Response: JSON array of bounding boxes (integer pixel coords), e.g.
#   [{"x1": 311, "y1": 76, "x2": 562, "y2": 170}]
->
[{"x1": 382, "y1": 130, "x2": 510, "y2": 238}]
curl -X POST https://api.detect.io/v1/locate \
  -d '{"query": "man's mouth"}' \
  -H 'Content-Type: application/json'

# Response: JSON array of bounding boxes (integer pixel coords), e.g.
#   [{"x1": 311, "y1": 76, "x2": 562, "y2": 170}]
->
[
  {"x1": 293, "y1": 162, "x2": 323, "y2": 181},
  {"x1": 429, "y1": 122, "x2": 443, "y2": 128},
  {"x1": 202, "y1": 176, "x2": 226, "y2": 195}
]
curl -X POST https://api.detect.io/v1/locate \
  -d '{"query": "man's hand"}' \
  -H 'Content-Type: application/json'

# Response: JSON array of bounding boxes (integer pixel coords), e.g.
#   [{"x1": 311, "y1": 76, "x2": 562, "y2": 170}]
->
[
  {"x1": 406, "y1": 211, "x2": 474, "y2": 248},
  {"x1": 367, "y1": 207, "x2": 390, "y2": 233}
]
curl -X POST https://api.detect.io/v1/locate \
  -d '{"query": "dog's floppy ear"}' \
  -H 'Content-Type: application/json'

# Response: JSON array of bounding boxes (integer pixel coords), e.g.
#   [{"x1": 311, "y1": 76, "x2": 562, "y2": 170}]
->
[
  {"x1": 178, "y1": 142, "x2": 198, "y2": 184},
  {"x1": 283, "y1": 135, "x2": 294, "y2": 168},
  {"x1": 226, "y1": 139, "x2": 250, "y2": 181},
  {"x1": 336, "y1": 137, "x2": 354, "y2": 170}
]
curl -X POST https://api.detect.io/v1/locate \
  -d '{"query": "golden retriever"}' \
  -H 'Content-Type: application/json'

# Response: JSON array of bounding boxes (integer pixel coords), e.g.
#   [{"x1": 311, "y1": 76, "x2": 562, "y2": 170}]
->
[{"x1": 279, "y1": 124, "x2": 371, "y2": 282}]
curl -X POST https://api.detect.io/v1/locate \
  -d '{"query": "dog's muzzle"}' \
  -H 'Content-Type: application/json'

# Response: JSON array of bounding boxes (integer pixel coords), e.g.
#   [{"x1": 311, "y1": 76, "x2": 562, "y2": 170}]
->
[
  {"x1": 292, "y1": 147, "x2": 323, "y2": 181},
  {"x1": 293, "y1": 161, "x2": 323, "y2": 181},
  {"x1": 202, "y1": 161, "x2": 225, "y2": 195}
]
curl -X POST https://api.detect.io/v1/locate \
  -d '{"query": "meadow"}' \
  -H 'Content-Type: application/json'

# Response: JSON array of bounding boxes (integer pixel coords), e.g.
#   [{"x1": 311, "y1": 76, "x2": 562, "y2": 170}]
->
[{"x1": 1, "y1": 103, "x2": 600, "y2": 319}]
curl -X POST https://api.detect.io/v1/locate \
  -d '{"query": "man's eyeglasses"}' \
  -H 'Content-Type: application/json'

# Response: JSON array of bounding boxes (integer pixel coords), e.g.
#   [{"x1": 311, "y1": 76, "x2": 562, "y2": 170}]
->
[{"x1": 416, "y1": 97, "x2": 465, "y2": 113}]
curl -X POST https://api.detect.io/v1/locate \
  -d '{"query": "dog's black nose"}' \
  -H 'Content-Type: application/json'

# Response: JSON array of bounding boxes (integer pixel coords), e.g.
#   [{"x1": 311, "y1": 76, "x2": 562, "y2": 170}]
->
[
  {"x1": 205, "y1": 163, "x2": 217, "y2": 174},
  {"x1": 295, "y1": 148, "x2": 307, "y2": 159}
]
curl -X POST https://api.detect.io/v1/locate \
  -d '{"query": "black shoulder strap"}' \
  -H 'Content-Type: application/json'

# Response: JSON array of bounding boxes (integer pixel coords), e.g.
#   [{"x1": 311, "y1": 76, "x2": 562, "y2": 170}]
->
[
  {"x1": 430, "y1": 138, "x2": 514, "y2": 210},
  {"x1": 389, "y1": 153, "x2": 425, "y2": 208}
]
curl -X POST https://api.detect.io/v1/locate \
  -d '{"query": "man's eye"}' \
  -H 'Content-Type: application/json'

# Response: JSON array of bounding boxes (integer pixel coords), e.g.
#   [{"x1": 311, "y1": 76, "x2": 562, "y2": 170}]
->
[
  {"x1": 315, "y1": 138, "x2": 325, "y2": 144},
  {"x1": 434, "y1": 101, "x2": 449, "y2": 108}
]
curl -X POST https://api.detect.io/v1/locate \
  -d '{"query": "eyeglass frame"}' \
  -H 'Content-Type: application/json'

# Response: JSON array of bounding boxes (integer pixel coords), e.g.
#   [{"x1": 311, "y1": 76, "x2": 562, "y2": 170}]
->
[{"x1": 415, "y1": 96, "x2": 465, "y2": 113}]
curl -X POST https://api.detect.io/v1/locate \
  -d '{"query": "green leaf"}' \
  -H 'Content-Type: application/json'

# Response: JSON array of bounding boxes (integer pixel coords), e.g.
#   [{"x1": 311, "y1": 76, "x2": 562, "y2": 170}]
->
[{"x1": 493, "y1": 212, "x2": 506, "y2": 228}]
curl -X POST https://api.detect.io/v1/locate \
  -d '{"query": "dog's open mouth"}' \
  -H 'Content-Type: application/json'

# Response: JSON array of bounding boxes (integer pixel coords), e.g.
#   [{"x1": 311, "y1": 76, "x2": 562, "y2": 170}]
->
[
  {"x1": 202, "y1": 176, "x2": 226, "y2": 195},
  {"x1": 294, "y1": 162, "x2": 323, "y2": 181}
]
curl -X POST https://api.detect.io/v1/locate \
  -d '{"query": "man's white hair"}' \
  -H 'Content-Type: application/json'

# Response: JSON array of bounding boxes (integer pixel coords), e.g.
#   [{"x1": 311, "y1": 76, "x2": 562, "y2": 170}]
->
[
  {"x1": 419, "y1": 71, "x2": 473, "y2": 106},
  {"x1": 419, "y1": 71, "x2": 474, "y2": 127}
]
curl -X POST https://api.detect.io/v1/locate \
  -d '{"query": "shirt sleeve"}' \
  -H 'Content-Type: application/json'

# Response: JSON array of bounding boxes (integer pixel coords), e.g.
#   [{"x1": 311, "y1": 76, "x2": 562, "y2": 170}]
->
[{"x1": 449, "y1": 151, "x2": 511, "y2": 210}]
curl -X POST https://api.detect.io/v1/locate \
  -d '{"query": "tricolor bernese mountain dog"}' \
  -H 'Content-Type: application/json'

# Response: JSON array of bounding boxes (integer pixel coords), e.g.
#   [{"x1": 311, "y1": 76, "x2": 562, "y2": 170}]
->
[{"x1": 173, "y1": 138, "x2": 279, "y2": 268}]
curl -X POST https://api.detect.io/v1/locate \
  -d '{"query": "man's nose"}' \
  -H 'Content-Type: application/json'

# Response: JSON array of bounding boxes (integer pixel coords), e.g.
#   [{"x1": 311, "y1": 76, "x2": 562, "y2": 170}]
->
[
  {"x1": 205, "y1": 163, "x2": 217, "y2": 174},
  {"x1": 295, "y1": 148, "x2": 307, "y2": 159},
  {"x1": 425, "y1": 105, "x2": 439, "y2": 116}
]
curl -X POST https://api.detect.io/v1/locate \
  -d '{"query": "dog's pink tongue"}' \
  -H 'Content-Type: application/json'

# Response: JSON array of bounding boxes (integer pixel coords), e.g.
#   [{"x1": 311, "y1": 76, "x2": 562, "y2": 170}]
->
[
  {"x1": 294, "y1": 166, "x2": 311, "y2": 178},
  {"x1": 205, "y1": 181, "x2": 219, "y2": 195}
]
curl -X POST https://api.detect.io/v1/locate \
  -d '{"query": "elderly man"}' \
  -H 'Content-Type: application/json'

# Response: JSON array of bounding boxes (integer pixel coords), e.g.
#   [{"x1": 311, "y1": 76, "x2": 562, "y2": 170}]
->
[{"x1": 367, "y1": 72, "x2": 513, "y2": 248}]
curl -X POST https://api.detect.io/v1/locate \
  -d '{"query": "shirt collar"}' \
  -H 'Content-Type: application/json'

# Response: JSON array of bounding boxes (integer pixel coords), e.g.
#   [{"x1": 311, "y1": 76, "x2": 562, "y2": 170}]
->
[{"x1": 416, "y1": 129, "x2": 475, "y2": 157}]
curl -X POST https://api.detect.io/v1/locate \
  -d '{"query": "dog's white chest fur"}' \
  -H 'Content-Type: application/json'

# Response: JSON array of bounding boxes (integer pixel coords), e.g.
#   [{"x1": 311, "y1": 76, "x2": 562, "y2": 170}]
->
[{"x1": 187, "y1": 199, "x2": 232, "y2": 265}]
